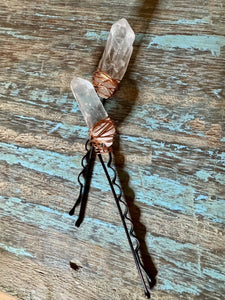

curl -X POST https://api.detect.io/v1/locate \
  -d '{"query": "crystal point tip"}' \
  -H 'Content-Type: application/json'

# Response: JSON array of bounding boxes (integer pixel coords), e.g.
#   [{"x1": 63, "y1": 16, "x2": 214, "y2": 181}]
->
[
  {"x1": 70, "y1": 77, "x2": 108, "y2": 129},
  {"x1": 97, "y1": 18, "x2": 135, "y2": 82}
]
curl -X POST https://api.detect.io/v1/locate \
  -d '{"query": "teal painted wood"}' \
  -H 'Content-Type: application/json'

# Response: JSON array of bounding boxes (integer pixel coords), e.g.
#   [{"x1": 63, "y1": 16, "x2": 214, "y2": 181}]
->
[{"x1": 0, "y1": 0, "x2": 225, "y2": 299}]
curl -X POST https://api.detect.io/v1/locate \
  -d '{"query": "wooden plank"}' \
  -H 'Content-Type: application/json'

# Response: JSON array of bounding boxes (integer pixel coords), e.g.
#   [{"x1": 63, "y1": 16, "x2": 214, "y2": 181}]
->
[{"x1": 0, "y1": 0, "x2": 225, "y2": 299}]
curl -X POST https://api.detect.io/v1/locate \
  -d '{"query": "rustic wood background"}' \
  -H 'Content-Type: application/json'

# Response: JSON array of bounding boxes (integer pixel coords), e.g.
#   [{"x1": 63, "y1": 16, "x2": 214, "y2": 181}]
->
[{"x1": 0, "y1": 0, "x2": 225, "y2": 299}]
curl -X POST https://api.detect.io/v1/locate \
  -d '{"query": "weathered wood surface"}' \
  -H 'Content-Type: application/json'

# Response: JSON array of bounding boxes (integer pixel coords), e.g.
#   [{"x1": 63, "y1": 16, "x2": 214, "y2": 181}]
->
[
  {"x1": 0, "y1": 292, "x2": 19, "y2": 300},
  {"x1": 0, "y1": 0, "x2": 225, "y2": 299}
]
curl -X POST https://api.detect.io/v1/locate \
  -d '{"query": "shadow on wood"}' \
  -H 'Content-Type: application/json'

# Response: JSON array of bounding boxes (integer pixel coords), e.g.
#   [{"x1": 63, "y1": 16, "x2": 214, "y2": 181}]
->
[{"x1": 111, "y1": 0, "x2": 159, "y2": 288}]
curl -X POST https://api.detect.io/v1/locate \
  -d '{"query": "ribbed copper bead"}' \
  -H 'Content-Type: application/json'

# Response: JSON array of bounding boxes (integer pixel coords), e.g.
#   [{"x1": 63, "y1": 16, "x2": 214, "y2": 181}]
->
[
  {"x1": 93, "y1": 70, "x2": 119, "y2": 99},
  {"x1": 89, "y1": 116, "x2": 116, "y2": 153}
]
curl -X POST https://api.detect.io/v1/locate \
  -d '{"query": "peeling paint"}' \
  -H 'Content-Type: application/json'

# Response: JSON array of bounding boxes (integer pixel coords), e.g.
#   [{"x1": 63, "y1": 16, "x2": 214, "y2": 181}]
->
[
  {"x1": 1, "y1": 195, "x2": 224, "y2": 296},
  {"x1": 84, "y1": 30, "x2": 109, "y2": 41},
  {"x1": 148, "y1": 35, "x2": 225, "y2": 56},
  {"x1": 0, "y1": 243, "x2": 34, "y2": 258}
]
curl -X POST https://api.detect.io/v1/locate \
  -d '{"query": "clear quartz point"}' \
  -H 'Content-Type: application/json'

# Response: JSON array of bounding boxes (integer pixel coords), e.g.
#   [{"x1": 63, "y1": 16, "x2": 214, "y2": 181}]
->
[
  {"x1": 98, "y1": 18, "x2": 135, "y2": 81},
  {"x1": 70, "y1": 77, "x2": 108, "y2": 129}
]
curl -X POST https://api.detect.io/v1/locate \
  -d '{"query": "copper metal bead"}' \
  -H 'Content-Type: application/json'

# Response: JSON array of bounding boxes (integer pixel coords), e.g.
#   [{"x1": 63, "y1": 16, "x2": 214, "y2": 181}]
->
[
  {"x1": 93, "y1": 70, "x2": 119, "y2": 99},
  {"x1": 89, "y1": 116, "x2": 116, "y2": 153}
]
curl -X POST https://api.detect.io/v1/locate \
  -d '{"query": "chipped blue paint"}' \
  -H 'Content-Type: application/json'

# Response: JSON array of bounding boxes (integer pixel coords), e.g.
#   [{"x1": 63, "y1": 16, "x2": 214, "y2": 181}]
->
[
  {"x1": 196, "y1": 169, "x2": 225, "y2": 185},
  {"x1": 132, "y1": 172, "x2": 195, "y2": 214},
  {"x1": 148, "y1": 35, "x2": 225, "y2": 56},
  {"x1": 196, "y1": 195, "x2": 208, "y2": 201},
  {"x1": 129, "y1": 104, "x2": 199, "y2": 135},
  {"x1": 176, "y1": 79, "x2": 187, "y2": 86},
  {"x1": 195, "y1": 196, "x2": 225, "y2": 223},
  {"x1": 0, "y1": 142, "x2": 116, "y2": 194},
  {"x1": 0, "y1": 196, "x2": 127, "y2": 250},
  {"x1": 34, "y1": 12, "x2": 76, "y2": 21},
  {"x1": 0, "y1": 142, "x2": 80, "y2": 182},
  {"x1": 172, "y1": 17, "x2": 210, "y2": 25},
  {"x1": 0, "y1": 243, "x2": 34, "y2": 258},
  {"x1": 212, "y1": 88, "x2": 222, "y2": 98},
  {"x1": 56, "y1": 93, "x2": 69, "y2": 105},
  {"x1": 1, "y1": 195, "x2": 224, "y2": 296},
  {"x1": 215, "y1": 173, "x2": 225, "y2": 185},
  {"x1": 196, "y1": 170, "x2": 211, "y2": 182},
  {"x1": 0, "y1": 28, "x2": 40, "y2": 40},
  {"x1": 84, "y1": 30, "x2": 145, "y2": 45},
  {"x1": 84, "y1": 30, "x2": 109, "y2": 41},
  {"x1": 31, "y1": 89, "x2": 56, "y2": 104},
  {"x1": 57, "y1": 123, "x2": 88, "y2": 139},
  {"x1": 217, "y1": 152, "x2": 225, "y2": 162},
  {"x1": 202, "y1": 268, "x2": 225, "y2": 281},
  {"x1": 1, "y1": 140, "x2": 224, "y2": 223},
  {"x1": 159, "y1": 276, "x2": 200, "y2": 295},
  {"x1": 48, "y1": 123, "x2": 62, "y2": 134}
]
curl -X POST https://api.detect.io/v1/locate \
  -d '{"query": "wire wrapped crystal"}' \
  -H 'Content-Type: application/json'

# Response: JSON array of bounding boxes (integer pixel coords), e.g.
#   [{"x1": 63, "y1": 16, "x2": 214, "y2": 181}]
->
[
  {"x1": 93, "y1": 18, "x2": 135, "y2": 98},
  {"x1": 70, "y1": 77, "x2": 115, "y2": 152}
]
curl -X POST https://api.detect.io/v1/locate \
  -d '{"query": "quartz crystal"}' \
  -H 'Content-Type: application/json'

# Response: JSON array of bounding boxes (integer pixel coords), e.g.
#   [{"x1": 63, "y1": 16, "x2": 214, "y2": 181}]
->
[
  {"x1": 97, "y1": 18, "x2": 135, "y2": 81},
  {"x1": 70, "y1": 77, "x2": 108, "y2": 129}
]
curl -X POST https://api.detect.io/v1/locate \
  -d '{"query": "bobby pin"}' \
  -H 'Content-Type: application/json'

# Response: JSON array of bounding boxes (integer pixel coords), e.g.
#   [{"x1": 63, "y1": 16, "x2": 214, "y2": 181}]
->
[
  {"x1": 70, "y1": 77, "x2": 151, "y2": 298},
  {"x1": 69, "y1": 19, "x2": 152, "y2": 298}
]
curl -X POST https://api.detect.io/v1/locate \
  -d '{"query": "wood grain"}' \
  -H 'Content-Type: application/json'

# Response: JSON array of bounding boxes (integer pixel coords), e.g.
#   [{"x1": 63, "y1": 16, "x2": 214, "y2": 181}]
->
[{"x1": 0, "y1": 0, "x2": 225, "y2": 299}]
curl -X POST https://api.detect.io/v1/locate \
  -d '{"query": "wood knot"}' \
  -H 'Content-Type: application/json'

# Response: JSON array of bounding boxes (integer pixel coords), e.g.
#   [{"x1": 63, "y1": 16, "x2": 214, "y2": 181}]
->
[
  {"x1": 93, "y1": 70, "x2": 119, "y2": 99},
  {"x1": 89, "y1": 116, "x2": 116, "y2": 153}
]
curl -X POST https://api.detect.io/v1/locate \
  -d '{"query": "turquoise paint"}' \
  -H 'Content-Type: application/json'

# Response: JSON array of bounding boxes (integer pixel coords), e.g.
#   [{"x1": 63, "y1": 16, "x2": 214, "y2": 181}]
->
[
  {"x1": 0, "y1": 142, "x2": 81, "y2": 182},
  {"x1": 0, "y1": 28, "x2": 40, "y2": 40},
  {"x1": 16, "y1": 66, "x2": 42, "y2": 77},
  {"x1": 202, "y1": 268, "x2": 225, "y2": 281},
  {"x1": 0, "y1": 243, "x2": 34, "y2": 258},
  {"x1": 196, "y1": 169, "x2": 225, "y2": 185},
  {"x1": 176, "y1": 79, "x2": 187, "y2": 86},
  {"x1": 84, "y1": 30, "x2": 109, "y2": 41},
  {"x1": 195, "y1": 196, "x2": 225, "y2": 223},
  {"x1": 217, "y1": 152, "x2": 225, "y2": 162},
  {"x1": 84, "y1": 30, "x2": 145, "y2": 45},
  {"x1": 31, "y1": 89, "x2": 56, "y2": 104},
  {"x1": 159, "y1": 276, "x2": 200, "y2": 295},
  {"x1": 215, "y1": 173, "x2": 225, "y2": 185},
  {"x1": 212, "y1": 88, "x2": 222, "y2": 98},
  {"x1": 147, "y1": 235, "x2": 224, "y2": 294},
  {"x1": 48, "y1": 123, "x2": 62, "y2": 134},
  {"x1": 0, "y1": 196, "x2": 128, "y2": 250},
  {"x1": 173, "y1": 17, "x2": 210, "y2": 25},
  {"x1": 34, "y1": 12, "x2": 76, "y2": 21},
  {"x1": 196, "y1": 195, "x2": 208, "y2": 201},
  {"x1": 1, "y1": 196, "x2": 224, "y2": 296},
  {"x1": 71, "y1": 102, "x2": 80, "y2": 113},
  {"x1": 148, "y1": 35, "x2": 225, "y2": 56},
  {"x1": 0, "y1": 142, "x2": 113, "y2": 194},
  {"x1": 196, "y1": 170, "x2": 210, "y2": 182},
  {"x1": 1, "y1": 140, "x2": 224, "y2": 223},
  {"x1": 56, "y1": 93, "x2": 69, "y2": 105},
  {"x1": 58, "y1": 123, "x2": 88, "y2": 139},
  {"x1": 130, "y1": 104, "x2": 199, "y2": 135},
  {"x1": 128, "y1": 171, "x2": 195, "y2": 214}
]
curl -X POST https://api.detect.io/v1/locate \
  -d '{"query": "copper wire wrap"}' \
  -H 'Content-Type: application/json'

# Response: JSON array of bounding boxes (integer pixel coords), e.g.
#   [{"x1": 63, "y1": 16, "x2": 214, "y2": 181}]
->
[
  {"x1": 89, "y1": 116, "x2": 116, "y2": 153},
  {"x1": 93, "y1": 70, "x2": 119, "y2": 99}
]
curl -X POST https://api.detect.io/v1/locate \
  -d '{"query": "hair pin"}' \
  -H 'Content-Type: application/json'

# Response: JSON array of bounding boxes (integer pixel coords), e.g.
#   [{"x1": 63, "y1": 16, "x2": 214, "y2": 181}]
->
[{"x1": 69, "y1": 19, "x2": 151, "y2": 298}]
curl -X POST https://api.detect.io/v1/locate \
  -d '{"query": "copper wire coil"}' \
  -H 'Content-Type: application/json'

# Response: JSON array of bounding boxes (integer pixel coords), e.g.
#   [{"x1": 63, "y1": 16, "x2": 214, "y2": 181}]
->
[
  {"x1": 89, "y1": 116, "x2": 116, "y2": 153},
  {"x1": 93, "y1": 70, "x2": 119, "y2": 99}
]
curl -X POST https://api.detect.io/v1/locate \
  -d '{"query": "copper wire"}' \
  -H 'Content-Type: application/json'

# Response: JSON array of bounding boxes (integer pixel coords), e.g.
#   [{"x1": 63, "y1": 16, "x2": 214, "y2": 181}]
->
[
  {"x1": 93, "y1": 70, "x2": 119, "y2": 99},
  {"x1": 89, "y1": 116, "x2": 116, "y2": 153}
]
